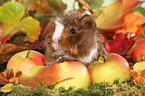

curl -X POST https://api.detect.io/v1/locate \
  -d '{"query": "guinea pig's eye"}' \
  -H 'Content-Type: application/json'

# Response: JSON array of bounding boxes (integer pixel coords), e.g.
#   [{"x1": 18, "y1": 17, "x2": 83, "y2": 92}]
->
[{"x1": 69, "y1": 28, "x2": 76, "y2": 34}]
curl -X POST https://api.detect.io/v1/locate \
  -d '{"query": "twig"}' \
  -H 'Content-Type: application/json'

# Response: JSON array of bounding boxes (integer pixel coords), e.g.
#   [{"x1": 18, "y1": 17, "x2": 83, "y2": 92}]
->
[{"x1": 141, "y1": 32, "x2": 145, "y2": 38}]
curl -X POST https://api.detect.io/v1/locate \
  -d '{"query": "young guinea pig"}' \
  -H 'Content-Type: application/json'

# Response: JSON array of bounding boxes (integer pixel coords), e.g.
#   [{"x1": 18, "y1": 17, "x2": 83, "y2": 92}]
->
[{"x1": 44, "y1": 11, "x2": 106, "y2": 65}]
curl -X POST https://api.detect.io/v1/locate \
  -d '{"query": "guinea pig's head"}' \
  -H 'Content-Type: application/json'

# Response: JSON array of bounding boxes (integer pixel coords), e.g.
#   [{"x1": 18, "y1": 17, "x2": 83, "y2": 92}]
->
[{"x1": 52, "y1": 11, "x2": 97, "y2": 50}]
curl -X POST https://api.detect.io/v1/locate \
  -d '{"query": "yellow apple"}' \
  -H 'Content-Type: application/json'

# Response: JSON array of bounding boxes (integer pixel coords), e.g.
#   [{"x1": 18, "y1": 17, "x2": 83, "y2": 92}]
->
[
  {"x1": 88, "y1": 53, "x2": 130, "y2": 84},
  {"x1": 53, "y1": 62, "x2": 91, "y2": 89},
  {"x1": 7, "y1": 50, "x2": 45, "y2": 76}
]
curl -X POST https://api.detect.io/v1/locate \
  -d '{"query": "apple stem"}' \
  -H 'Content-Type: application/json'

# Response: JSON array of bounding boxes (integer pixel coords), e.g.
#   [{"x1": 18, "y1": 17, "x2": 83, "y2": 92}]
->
[
  {"x1": 142, "y1": 54, "x2": 145, "y2": 61},
  {"x1": 102, "y1": 55, "x2": 106, "y2": 62},
  {"x1": 26, "y1": 49, "x2": 31, "y2": 58},
  {"x1": 141, "y1": 32, "x2": 145, "y2": 38}
]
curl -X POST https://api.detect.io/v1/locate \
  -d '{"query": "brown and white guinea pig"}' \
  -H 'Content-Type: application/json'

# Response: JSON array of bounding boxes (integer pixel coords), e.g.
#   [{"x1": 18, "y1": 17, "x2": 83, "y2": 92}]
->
[{"x1": 44, "y1": 11, "x2": 106, "y2": 65}]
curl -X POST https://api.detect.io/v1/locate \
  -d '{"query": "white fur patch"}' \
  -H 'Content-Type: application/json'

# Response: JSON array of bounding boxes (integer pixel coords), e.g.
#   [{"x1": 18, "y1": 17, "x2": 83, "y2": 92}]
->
[
  {"x1": 78, "y1": 47, "x2": 98, "y2": 63},
  {"x1": 62, "y1": 47, "x2": 98, "y2": 64},
  {"x1": 52, "y1": 18, "x2": 64, "y2": 50}
]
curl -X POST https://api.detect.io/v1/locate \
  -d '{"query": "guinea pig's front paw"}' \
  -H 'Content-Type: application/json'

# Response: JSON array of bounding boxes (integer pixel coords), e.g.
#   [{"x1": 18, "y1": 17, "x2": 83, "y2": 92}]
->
[{"x1": 56, "y1": 57, "x2": 64, "y2": 63}]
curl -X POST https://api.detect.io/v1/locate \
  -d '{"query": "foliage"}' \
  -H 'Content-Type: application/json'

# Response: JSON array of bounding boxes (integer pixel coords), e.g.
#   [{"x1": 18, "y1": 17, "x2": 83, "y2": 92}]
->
[{"x1": 1, "y1": 0, "x2": 145, "y2": 95}]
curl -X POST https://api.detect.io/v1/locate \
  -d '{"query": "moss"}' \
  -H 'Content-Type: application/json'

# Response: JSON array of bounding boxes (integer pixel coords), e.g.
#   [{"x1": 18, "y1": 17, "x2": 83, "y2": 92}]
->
[{"x1": 2, "y1": 81, "x2": 145, "y2": 96}]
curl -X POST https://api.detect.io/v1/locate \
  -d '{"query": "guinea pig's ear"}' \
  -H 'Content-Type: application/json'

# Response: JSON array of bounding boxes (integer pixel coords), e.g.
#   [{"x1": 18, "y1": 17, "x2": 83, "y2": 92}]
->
[{"x1": 80, "y1": 14, "x2": 96, "y2": 28}]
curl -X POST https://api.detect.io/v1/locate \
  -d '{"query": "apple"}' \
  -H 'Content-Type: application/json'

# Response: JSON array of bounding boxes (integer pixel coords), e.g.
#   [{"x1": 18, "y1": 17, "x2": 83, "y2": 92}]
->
[
  {"x1": 53, "y1": 62, "x2": 91, "y2": 89},
  {"x1": 88, "y1": 53, "x2": 130, "y2": 84},
  {"x1": 6, "y1": 50, "x2": 45, "y2": 76},
  {"x1": 131, "y1": 39, "x2": 145, "y2": 62}
]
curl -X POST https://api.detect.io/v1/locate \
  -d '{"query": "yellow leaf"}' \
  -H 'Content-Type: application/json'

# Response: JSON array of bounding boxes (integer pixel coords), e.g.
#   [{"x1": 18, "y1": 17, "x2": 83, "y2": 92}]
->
[
  {"x1": 133, "y1": 61, "x2": 145, "y2": 72},
  {"x1": 0, "y1": 83, "x2": 13, "y2": 93}
]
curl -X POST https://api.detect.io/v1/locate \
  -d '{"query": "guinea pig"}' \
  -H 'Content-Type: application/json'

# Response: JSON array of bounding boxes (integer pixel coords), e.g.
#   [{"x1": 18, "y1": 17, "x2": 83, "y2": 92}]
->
[{"x1": 44, "y1": 11, "x2": 106, "y2": 65}]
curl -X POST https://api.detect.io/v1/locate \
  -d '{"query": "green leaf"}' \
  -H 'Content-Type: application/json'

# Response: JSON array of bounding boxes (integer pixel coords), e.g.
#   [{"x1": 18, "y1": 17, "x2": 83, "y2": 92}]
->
[
  {"x1": 22, "y1": 0, "x2": 39, "y2": 10},
  {"x1": 21, "y1": 16, "x2": 41, "y2": 42},
  {"x1": 0, "y1": 1, "x2": 24, "y2": 33},
  {"x1": 134, "y1": 6, "x2": 145, "y2": 17},
  {"x1": 0, "y1": 1, "x2": 24, "y2": 43},
  {"x1": 0, "y1": 1, "x2": 41, "y2": 44},
  {"x1": 85, "y1": 0, "x2": 104, "y2": 17}
]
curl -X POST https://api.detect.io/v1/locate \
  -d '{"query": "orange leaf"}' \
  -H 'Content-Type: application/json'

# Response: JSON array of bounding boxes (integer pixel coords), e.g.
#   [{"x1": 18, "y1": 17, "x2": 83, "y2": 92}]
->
[
  {"x1": 134, "y1": 76, "x2": 144, "y2": 85},
  {"x1": 130, "y1": 70, "x2": 140, "y2": 80},
  {"x1": 99, "y1": 34, "x2": 105, "y2": 43},
  {"x1": 140, "y1": 69, "x2": 145, "y2": 79},
  {"x1": 124, "y1": 12, "x2": 145, "y2": 27},
  {"x1": 115, "y1": 11, "x2": 145, "y2": 35},
  {"x1": 115, "y1": 12, "x2": 145, "y2": 35},
  {"x1": 130, "y1": 70, "x2": 144, "y2": 85},
  {"x1": 96, "y1": 0, "x2": 143, "y2": 30},
  {"x1": 18, "y1": 64, "x2": 74, "y2": 88}
]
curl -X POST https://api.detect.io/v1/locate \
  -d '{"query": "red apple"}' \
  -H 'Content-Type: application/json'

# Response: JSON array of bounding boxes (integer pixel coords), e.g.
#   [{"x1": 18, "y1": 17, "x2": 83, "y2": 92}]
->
[
  {"x1": 6, "y1": 50, "x2": 45, "y2": 76},
  {"x1": 54, "y1": 62, "x2": 91, "y2": 89},
  {"x1": 88, "y1": 53, "x2": 130, "y2": 84},
  {"x1": 131, "y1": 39, "x2": 145, "y2": 62}
]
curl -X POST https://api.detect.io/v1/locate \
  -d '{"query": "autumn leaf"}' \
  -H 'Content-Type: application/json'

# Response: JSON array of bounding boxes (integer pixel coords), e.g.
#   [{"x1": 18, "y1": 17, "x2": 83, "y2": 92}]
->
[
  {"x1": 133, "y1": 61, "x2": 145, "y2": 71},
  {"x1": 84, "y1": 0, "x2": 104, "y2": 16},
  {"x1": 99, "y1": 34, "x2": 105, "y2": 43},
  {"x1": 95, "y1": 0, "x2": 144, "y2": 30},
  {"x1": 0, "y1": 43, "x2": 28, "y2": 64},
  {"x1": 22, "y1": 0, "x2": 38, "y2": 11},
  {"x1": 0, "y1": 83, "x2": 13, "y2": 93},
  {"x1": 130, "y1": 69, "x2": 144, "y2": 85},
  {"x1": 0, "y1": 1, "x2": 24, "y2": 44},
  {"x1": 27, "y1": 40, "x2": 44, "y2": 49},
  {"x1": 0, "y1": 1, "x2": 41, "y2": 44},
  {"x1": 104, "y1": 33, "x2": 135, "y2": 55},
  {"x1": 77, "y1": 0, "x2": 94, "y2": 13},
  {"x1": 124, "y1": 12, "x2": 145, "y2": 27},
  {"x1": 140, "y1": 69, "x2": 145, "y2": 79},
  {"x1": 19, "y1": 64, "x2": 74, "y2": 88},
  {"x1": 20, "y1": 16, "x2": 41, "y2": 42},
  {"x1": 32, "y1": 0, "x2": 66, "y2": 16},
  {"x1": 0, "y1": 73, "x2": 9, "y2": 85},
  {"x1": 130, "y1": 62, "x2": 145, "y2": 85},
  {"x1": 115, "y1": 12, "x2": 145, "y2": 35}
]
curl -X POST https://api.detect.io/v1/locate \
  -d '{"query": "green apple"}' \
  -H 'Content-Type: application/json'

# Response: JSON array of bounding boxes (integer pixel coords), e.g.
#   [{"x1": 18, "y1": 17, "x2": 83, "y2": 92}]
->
[
  {"x1": 54, "y1": 62, "x2": 91, "y2": 89},
  {"x1": 6, "y1": 50, "x2": 45, "y2": 76},
  {"x1": 88, "y1": 53, "x2": 130, "y2": 84}
]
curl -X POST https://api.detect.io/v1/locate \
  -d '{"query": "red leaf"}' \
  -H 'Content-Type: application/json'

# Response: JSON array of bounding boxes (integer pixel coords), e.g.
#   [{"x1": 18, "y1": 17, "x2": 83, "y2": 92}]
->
[
  {"x1": 104, "y1": 33, "x2": 135, "y2": 55},
  {"x1": 0, "y1": 73, "x2": 9, "y2": 85},
  {"x1": 18, "y1": 64, "x2": 74, "y2": 88},
  {"x1": 27, "y1": 40, "x2": 44, "y2": 49}
]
